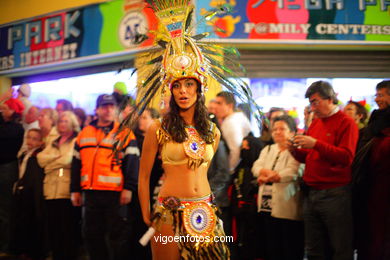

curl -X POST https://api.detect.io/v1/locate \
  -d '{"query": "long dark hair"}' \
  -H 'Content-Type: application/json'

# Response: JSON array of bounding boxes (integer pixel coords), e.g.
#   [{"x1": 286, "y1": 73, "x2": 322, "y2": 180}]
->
[{"x1": 162, "y1": 80, "x2": 214, "y2": 144}]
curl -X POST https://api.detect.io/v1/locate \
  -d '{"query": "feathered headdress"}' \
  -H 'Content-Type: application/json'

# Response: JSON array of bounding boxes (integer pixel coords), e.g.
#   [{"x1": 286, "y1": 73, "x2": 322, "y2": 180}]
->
[{"x1": 115, "y1": 0, "x2": 263, "y2": 149}]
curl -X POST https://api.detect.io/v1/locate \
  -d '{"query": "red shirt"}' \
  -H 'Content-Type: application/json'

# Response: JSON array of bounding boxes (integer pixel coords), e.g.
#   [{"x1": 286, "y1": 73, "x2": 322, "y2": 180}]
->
[{"x1": 293, "y1": 110, "x2": 359, "y2": 189}]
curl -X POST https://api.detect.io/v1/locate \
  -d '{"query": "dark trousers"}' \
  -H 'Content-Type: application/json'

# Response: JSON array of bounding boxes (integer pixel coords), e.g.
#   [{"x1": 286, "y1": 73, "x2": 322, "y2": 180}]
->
[
  {"x1": 235, "y1": 204, "x2": 258, "y2": 260},
  {"x1": 0, "y1": 161, "x2": 18, "y2": 253},
  {"x1": 9, "y1": 189, "x2": 47, "y2": 259},
  {"x1": 46, "y1": 199, "x2": 79, "y2": 260},
  {"x1": 303, "y1": 185, "x2": 353, "y2": 260},
  {"x1": 257, "y1": 212, "x2": 304, "y2": 260},
  {"x1": 220, "y1": 206, "x2": 232, "y2": 237},
  {"x1": 83, "y1": 191, "x2": 126, "y2": 260},
  {"x1": 123, "y1": 192, "x2": 151, "y2": 260}
]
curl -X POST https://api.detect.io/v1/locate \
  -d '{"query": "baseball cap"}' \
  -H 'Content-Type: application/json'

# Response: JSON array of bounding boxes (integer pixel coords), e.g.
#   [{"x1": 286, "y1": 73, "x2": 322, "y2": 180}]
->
[
  {"x1": 96, "y1": 94, "x2": 117, "y2": 108},
  {"x1": 18, "y1": 84, "x2": 31, "y2": 97}
]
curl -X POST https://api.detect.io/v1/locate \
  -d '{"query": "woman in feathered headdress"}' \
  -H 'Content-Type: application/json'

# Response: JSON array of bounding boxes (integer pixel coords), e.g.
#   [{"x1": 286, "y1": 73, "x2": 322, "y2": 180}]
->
[{"x1": 116, "y1": 1, "x2": 262, "y2": 259}]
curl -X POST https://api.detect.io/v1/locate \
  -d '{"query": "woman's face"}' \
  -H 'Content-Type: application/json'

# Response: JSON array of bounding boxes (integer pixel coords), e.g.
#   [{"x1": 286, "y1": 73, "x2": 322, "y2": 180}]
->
[
  {"x1": 271, "y1": 120, "x2": 294, "y2": 145},
  {"x1": 344, "y1": 103, "x2": 361, "y2": 124},
  {"x1": 57, "y1": 115, "x2": 73, "y2": 135},
  {"x1": 138, "y1": 110, "x2": 154, "y2": 133},
  {"x1": 171, "y1": 78, "x2": 198, "y2": 110},
  {"x1": 38, "y1": 111, "x2": 53, "y2": 130},
  {"x1": 344, "y1": 103, "x2": 357, "y2": 118}
]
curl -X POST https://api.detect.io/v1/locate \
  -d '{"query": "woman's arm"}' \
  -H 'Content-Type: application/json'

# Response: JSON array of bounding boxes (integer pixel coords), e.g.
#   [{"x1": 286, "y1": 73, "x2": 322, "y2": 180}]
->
[
  {"x1": 138, "y1": 122, "x2": 159, "y2": 226},
  {"x1": 276, "y1": 152, "x2": 300, "y2": 183},
  {"x1": 37, "y1": 141, "x2": 59, "y2": 168},
  {"x1": 251, "y1": 146, "x2": 269, "y2": 178},
  {"x1": 55, "y1": 139, "x2": 76, "y2": 166},
  {"x1": 212, "y1": 127, "x2": 221, "y2": 153}
]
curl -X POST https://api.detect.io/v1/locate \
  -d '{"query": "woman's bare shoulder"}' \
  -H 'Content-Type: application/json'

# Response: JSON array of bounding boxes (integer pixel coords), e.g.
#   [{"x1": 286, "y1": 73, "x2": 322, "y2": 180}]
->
[{"x1": 149, "y1": 119, "x2": 170, "y2": 144}]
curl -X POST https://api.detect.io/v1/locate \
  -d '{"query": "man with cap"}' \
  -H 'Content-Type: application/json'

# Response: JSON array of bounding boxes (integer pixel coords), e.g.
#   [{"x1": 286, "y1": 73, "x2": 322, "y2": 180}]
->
[{"x1": 70, "y1": 94, "x2": 140, "y2": 260}]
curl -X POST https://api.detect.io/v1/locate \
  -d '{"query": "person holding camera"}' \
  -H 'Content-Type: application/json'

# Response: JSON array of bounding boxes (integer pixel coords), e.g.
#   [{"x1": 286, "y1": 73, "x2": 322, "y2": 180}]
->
[{"x1": 288, "y1": 81, "x2": 359, "y2": 260}]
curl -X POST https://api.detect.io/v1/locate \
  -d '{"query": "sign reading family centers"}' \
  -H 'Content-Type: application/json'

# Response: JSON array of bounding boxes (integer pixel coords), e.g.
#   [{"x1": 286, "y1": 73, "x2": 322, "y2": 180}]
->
[
  {"x1": 0, "y1": 0, "x2": 389, "y2": 73},
  {"x1": 196, "y1": 0, "x2": 390, "y2": 41}
]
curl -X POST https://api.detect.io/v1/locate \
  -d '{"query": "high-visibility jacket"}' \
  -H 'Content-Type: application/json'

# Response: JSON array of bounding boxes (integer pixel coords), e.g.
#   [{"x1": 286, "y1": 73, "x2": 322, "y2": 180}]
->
[{"x1": 74, "y1": 121, "x2": 137, "y2": 192}]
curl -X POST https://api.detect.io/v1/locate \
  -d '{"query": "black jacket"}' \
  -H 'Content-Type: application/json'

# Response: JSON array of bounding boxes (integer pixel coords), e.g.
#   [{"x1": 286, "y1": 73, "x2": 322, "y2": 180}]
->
[{"x1": 0, "y1": 113, "x2": 24, "y2": 165}]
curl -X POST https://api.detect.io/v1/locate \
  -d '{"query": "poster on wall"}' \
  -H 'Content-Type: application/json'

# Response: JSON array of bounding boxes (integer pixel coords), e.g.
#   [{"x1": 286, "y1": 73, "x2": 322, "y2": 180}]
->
[
  {"x1": 195, "y1": 0, "x2": 390, "y2": 42},
  {"x1": 0, "y1": 0, "x2": 157, "y2": 72}
]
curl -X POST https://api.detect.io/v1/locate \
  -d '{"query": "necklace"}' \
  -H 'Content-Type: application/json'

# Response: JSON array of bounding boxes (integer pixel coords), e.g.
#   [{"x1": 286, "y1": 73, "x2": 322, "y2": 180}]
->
[{"x1": 183, "y1": 126, "x2": 206, "y2": 165}]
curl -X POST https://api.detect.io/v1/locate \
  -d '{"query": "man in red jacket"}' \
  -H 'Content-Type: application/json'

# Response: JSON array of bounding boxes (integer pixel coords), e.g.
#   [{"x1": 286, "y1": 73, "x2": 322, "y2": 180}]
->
[{"x1": 288, "y1": 81, "x2": 358, "y2": 260}]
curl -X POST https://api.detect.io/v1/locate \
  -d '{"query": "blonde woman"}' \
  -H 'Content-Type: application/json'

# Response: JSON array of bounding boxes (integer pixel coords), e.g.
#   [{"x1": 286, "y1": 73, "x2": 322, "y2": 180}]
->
[
  {"x1": 37, "y1": 111, "x2": 80, "y2": 260},
  {"x1": 37, "y1": 108, "x2": 59, "y2": 145}
]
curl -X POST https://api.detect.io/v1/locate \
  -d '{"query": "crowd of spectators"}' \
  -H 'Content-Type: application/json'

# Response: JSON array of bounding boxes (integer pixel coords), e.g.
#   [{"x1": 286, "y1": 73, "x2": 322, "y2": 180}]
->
[{"x1": 0, "y1": 79, "x2": 389, "y2": 260}]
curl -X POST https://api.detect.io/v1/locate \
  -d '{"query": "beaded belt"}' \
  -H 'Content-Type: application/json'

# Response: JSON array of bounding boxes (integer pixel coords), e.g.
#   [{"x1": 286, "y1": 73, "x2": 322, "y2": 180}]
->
[
  {"x1": 156, "y1": 194, "x2": 216, "y2": 237},
  {"x1": 157, "y1": 194, "x2": 213, "y2": 210}
]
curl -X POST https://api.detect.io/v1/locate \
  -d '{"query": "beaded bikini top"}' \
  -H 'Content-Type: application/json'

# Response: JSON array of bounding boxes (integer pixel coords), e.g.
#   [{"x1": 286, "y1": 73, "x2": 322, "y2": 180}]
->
[{"x1": 156, "y1": 121, "x2": 216, "y2": 169}]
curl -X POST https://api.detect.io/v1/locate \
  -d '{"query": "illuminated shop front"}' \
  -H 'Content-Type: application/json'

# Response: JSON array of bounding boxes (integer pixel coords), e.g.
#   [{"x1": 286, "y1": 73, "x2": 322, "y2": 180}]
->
[{"x1": 0, "y1": 0, "x2": 389, "y2": 126}]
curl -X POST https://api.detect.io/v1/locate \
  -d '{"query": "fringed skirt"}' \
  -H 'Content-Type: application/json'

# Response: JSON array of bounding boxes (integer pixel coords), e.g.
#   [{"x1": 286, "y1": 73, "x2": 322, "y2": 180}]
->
[{"x1": 153, "y1": 194, "x2": 230, "y2": 260}]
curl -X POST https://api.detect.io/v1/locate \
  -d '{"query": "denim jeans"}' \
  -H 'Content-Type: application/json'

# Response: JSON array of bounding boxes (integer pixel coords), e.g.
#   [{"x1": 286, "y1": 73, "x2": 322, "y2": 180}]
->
[{"x1": 303, "y1": 185, "x2": 353, "y2": 260}]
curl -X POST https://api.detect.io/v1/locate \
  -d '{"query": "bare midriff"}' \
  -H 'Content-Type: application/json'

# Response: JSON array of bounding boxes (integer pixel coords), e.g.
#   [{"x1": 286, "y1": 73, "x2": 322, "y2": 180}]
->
[{"x1": 158, "y1": 163, "x2": 211, "y2": 198}]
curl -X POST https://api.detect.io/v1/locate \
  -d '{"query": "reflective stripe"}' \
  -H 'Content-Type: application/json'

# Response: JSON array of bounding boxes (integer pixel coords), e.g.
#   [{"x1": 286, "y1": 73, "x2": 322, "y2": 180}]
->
[
  {"x1": 98, "y1": 175, "x2": 122, "y2": 185},
  {"x1": 80, "y1": 137, "x2": 97, "y2": 145},
  {"x1": 101, "y1": 138, "x2": 115, "y2": 146},
  {"x1": 81, "y1": 175, "x2": 88, "y2": 182},
  {"x1": 74, "y1": 150, "x2": 80, "y2": 159},
  {"x1": 125, "y1": 146, "x2": 140, "y2": 156}
]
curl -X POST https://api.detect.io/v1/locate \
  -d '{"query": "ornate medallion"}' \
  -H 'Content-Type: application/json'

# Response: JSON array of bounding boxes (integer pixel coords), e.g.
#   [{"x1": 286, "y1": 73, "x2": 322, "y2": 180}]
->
[
  {"x1": 182, "y1": 201, "x2": 216, "y2": 237},
  {"x1": 172, "y1": 55, "x2": 192, "y2": 70},
  {"x1": 183, "y1": 126, "x2": 206, "y2": 161}
]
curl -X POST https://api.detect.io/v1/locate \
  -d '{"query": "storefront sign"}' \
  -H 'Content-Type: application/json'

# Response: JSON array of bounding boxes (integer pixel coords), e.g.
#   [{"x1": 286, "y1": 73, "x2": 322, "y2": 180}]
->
[
  {"x1": 1, "y1": 0, "x2": 389, "y2": 73},
  {"x1": 0, "y1": 0, "x2": 157, "y2": 72},
  {"x1": 195, "y1": 0, "x2": 390, "y2": 42}
]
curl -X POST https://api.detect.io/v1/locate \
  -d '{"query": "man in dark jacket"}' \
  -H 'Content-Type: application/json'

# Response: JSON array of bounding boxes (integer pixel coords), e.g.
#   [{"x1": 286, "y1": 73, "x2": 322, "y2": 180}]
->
[
  {"x1": 0, "y1": 95, "x2": 25, "y2": 255},
  {"x1": 232, "y1": 133, "x2": 264, "y2": 260},
  {"x1": 353, "y1": 80, "x2": 390, "y2": 260}
]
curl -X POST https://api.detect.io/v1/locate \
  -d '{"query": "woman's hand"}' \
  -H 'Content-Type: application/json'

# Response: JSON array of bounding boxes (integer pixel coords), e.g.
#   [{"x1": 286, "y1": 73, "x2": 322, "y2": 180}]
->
[
  {"x1": 257, "y1": 169, "x2": 281, "y2": 184},
  {"x1": 71, "y1": 192, "x2": 82, "y2": 206},
  {"x1": 267, "y1": 172, "x2": 281, "y2": 183},
  {"x1": 143, "y1": 216, "x2": 152, "y2": 227},
  {"x1": 259, "y1": 168, "x2": 273, "y2": 177},
  {"x1": 257, "y1": 175, "x2": 268, "y2": 185}
]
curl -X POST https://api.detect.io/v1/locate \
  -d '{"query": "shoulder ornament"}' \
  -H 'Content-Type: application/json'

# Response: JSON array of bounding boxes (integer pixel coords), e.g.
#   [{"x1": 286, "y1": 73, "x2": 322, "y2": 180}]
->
[{"x1": 156, "y1": 119, "x2": 171, "y2": 145}]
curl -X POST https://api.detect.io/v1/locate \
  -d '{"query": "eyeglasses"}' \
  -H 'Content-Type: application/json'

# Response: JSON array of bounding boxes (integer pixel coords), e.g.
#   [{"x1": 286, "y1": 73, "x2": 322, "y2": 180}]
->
[{"x1": 309, "y1": 98, "x2": 327, "y2": 107}]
